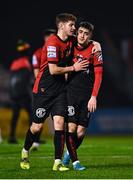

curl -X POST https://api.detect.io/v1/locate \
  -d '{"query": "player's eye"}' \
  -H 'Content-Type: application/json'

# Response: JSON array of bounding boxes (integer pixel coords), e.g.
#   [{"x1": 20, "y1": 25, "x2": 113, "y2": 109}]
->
[
  {"x1": 69, "y1": 23, "x2": 75, "y2": 27},
  {"x1": 79, "y1": 30, "x2": 83, "y2": 34},
  {"x1": 84, "y1": 32, "x2": 89, "y2": 36}
]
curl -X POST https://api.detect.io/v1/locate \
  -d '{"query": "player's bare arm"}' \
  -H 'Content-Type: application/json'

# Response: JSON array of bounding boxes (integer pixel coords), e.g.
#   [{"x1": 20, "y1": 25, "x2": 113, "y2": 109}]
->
[{"x1": 34, "y1": 69, "x2": 39, "y2": 78}]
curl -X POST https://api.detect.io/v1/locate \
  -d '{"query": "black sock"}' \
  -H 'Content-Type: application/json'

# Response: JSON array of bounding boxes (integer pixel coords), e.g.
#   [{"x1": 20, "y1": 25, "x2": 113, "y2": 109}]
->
[
  {"x1": 34, "y1": 131, "x2": 41, "y2": 143},
  {"x1": 24, "y1": 128, "x2": 38, "y2": 151},
  {"x1": 76, "y1": 135, "x2": 84, "y2": 149},
  {"x1": 54, "y1": 130, "x2": 65, "y2": 159},
  {"x1": 66, "y1": 132, "x2": 78, "y2": 162}
]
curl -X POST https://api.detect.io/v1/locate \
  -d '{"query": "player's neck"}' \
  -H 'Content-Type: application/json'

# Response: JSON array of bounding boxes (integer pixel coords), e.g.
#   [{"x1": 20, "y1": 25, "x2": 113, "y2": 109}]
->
[
  {"x1": 77, "y1": 43, "x2": 83, "y2": 48},
  {"x1": 57, "y1": 30, "x2": 68, "y2": 41}
]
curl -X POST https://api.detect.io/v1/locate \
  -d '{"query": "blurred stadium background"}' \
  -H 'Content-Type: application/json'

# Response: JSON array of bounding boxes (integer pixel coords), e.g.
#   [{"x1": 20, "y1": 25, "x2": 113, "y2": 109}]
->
[{"x1": 0, "y1": 0, "x2": 133, "y2": 138}]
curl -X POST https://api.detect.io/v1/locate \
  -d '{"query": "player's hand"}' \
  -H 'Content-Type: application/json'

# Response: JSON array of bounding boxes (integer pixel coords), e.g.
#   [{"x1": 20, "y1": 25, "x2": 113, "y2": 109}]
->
[
  {"x1": 73, "y1": 60, "x2": 89, "y2": 72},
  {"x1": 92, "y1": 41, "x2": 101, "y2": 53},
  {"x1": 87, "y1": 96, "x2": 97, "y2": 112}
]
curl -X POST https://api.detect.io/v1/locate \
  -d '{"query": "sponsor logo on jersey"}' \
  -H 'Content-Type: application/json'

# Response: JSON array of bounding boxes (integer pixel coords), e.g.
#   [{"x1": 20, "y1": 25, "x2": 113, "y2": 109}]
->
[
  {"x1": 47, "y1": 46, "x2": 56, "y2": 52},
  {"x1": 47, "y1": 46, "x2": 57, "y2": 58},
  {"x1": 47, "y1": 52, "x2": 56, "y2": 58}
]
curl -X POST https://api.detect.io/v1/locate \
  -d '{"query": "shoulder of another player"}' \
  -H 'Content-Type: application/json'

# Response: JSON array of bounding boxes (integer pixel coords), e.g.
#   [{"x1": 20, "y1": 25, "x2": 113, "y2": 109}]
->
[{"x1": 33, "y1": 48, "x2": 42, "y2": 57}]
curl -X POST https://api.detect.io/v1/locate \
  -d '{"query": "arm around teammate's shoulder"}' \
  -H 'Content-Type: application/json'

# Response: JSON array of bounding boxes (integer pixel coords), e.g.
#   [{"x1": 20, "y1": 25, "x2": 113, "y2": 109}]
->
[
  {"x1": 48, "y1": 60, "x2": 89, "y2": 75},
  {"x1": 92, "y1": 41, "x2": 102, "y2": 53}
]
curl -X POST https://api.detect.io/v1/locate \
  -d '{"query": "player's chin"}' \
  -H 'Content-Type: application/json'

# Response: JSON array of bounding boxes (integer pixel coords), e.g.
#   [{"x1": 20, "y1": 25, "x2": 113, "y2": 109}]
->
[{"x1": 78, "y1": 41, "x2": 84, "y2": 45}]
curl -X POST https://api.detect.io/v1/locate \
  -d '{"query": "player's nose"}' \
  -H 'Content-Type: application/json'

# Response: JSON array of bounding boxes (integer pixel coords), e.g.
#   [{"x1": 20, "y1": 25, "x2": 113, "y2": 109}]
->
[
  {"x1": 81, "y1": 34, "x2": 84, "y2": 38},
  {"x1": 72, "y1": 25, "x2": 76, "y2": 30}
]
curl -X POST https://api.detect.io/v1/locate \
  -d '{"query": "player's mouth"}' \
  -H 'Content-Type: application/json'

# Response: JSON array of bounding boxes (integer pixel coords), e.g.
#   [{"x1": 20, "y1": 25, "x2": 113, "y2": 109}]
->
[
  {"x1": 79, "y1": 38, "x2": 84, "y2": 42},
  {"x1": 70, "y1": 30, "x2": 75, "y2": 34}
]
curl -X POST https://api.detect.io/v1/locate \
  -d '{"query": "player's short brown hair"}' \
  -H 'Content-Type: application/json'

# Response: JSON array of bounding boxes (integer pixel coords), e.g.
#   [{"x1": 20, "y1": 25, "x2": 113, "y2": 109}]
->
[
  {"x1": 56, "y1": 13, "x2": 77, "y2": 27},
  {"x1": 43, "y1": 29, "x2": 56, "y2": 36},
  {"x1": 78, "y1": 21, "x2": 94, "y2": 32}
]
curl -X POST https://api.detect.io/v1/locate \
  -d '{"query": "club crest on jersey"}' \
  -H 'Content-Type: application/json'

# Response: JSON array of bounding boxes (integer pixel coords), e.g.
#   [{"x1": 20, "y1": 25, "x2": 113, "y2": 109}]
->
[
  {"x1": 68, "y1": 106, "x2": 75, "y2": 116},
  {"x1": 77, "y1": 54, "x2": 83, "y2": 62},
  {"x1": 36, "y1": 108, "x2": 46, "y2": 118}
]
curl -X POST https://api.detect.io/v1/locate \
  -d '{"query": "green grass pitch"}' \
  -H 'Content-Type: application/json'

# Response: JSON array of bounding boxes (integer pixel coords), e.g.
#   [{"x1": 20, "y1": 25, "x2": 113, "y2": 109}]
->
[{"x1": 0, "y1": 136, "x2": 133, "y2": 179}]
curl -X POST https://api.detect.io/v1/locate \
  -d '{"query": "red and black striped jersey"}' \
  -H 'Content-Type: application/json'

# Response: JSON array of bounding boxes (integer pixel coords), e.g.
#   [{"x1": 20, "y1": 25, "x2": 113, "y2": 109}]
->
[
  {"x1": 33, "y1": 34, "x2": 75, "y2": 96},
  {"x1": 68, "y1": 41, "x2": 103, "y2": 97}
]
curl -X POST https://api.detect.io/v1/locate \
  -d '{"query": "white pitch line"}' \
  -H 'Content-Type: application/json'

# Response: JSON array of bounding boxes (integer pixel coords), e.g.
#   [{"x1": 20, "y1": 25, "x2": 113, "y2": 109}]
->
[
  {"x1": 0, "y1": 155, "x2": 132, "y2": 159},
  {"x1": 80, "y1": 145, "x2": 133, "y2": 149},
  {"x1": 0, "y1": 156, "x2": 53, "y2": 159}
]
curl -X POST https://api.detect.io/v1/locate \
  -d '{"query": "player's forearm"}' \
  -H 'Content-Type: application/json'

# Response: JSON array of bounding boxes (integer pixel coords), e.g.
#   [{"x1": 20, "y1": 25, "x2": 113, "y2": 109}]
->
[
  {"x1": 49, "y1": 65, "x2": 74, "y2": 75},
  {"x1": 91, "y1": 67, "x2": 103, "y2": 97},
  {"x1": 34, "y1": 69, "x2": 39, "y2": 78},
  {"x1": 49, "y1": 60, "x2": 89, "y2": 75}
]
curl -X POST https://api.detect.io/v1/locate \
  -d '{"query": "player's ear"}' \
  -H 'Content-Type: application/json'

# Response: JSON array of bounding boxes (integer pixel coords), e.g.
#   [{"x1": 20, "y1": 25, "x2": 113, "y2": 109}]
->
[{"x1": 58, "y1": 22, "x2": 64, "y2": 29}]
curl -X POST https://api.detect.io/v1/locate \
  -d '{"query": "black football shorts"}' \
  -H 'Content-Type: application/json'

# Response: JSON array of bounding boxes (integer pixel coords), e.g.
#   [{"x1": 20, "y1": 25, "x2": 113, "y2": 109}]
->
[
  {"x1": 32, "y1": 92, "x2": 67, "y2": 123},
  {"x1": 66, "y1": 90, "x2": 91, "y2": 128}
]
